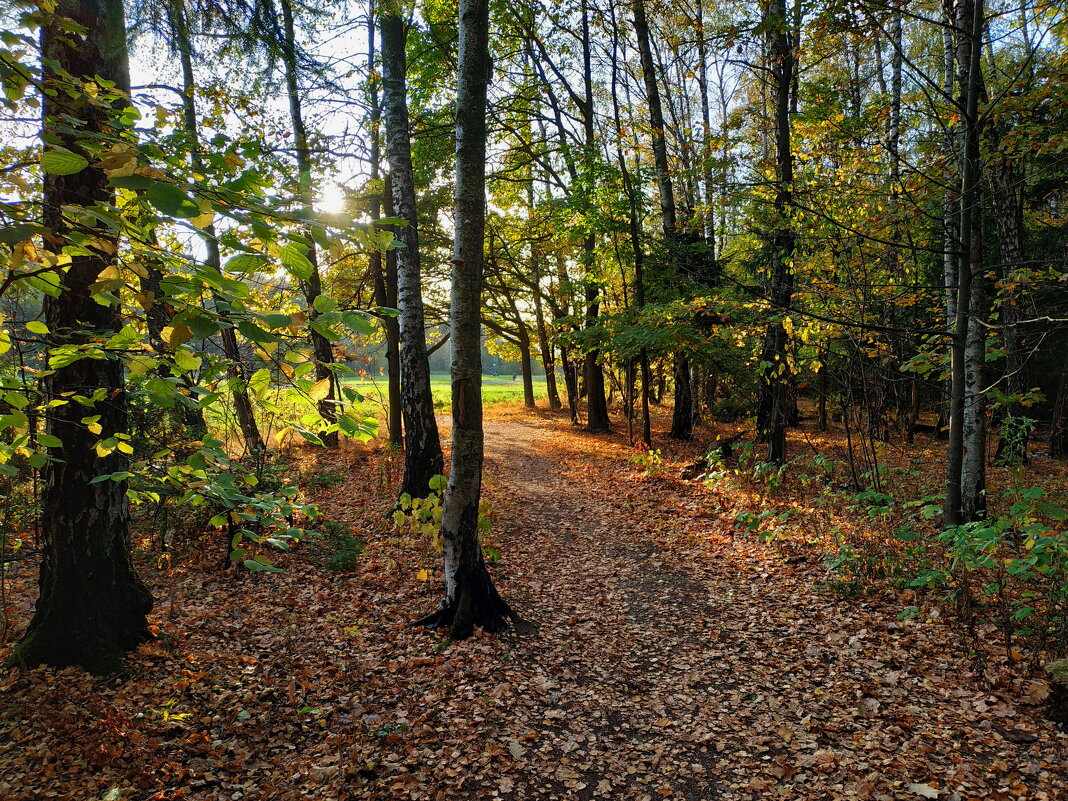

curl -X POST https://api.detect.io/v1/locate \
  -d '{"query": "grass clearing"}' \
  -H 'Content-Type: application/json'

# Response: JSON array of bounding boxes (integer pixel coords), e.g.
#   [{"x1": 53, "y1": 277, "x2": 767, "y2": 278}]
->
[{"x1": 342, "y1": 372, "x2": 547, "y2": 419}]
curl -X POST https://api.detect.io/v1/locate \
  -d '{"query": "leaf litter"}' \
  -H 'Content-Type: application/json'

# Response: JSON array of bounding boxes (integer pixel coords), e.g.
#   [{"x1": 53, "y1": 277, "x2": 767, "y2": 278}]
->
[{"x1": 0, "y1": 407, "x2": 1066, "y2": 800}]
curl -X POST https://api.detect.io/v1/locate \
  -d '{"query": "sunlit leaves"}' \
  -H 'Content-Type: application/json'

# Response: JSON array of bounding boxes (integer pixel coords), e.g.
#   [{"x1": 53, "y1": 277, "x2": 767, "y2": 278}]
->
[
  {"x1": 144, "y1": 180, "x2": 201, "y2": 218},
  {"x1": 40, "y1": 147, "x2": 89, "y2": 175},
  {"x1": 280, "y1": 241, "x2": 314, "y2": 280}
]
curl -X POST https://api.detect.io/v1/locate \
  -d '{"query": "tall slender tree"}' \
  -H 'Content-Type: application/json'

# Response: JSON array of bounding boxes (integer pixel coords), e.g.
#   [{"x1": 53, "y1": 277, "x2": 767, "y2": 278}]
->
[
  {"x1": 944, "y1": 0, "x2": 988, "y2": 525},
  {"x1": 415, "y1": 0, "x2": 513, "y2": 638},
  {"x1": 278, "y1": 0, "x2": 338, "y2": 444},
  {"x1": 633, "y1": 0, "x2": 692, "y2": 440},
  {"x1": 754, "y1": 0, "x2": 797, "y2": 464},
  {"x1": 381, "y1": 6, "x2": 445, "y2": 497},
  {"x1": 165, "y1": 0, "x2": 262, "y2": 453},
  {"x1": 367, "y1": 1, "x2": 402, "y2": 448}
]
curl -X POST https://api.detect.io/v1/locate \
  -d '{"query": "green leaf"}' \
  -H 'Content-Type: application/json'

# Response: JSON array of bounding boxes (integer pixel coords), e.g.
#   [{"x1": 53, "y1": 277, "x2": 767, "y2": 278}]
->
[
  {"x1": 341, "y1": 310, "x2": 376, "y2": 336},
  {"x1": 182, "y1": 314, "x2": 220, "y2": 339},
  {"x1": 26, "y1": 271, "x2": 61, "y2": 298},
  {"x1": 25, "y1": 320, "x2": 48, "y2": 335},
  {"x1": 145, "y1": 180, "x2": 201, "y2": 218},
  {"x1": 237, "y1": 320, "x2": 279, "y2": 344},
  {"x1": 173, "y1": 348, "x2": 202, "y2": 373},
  {"x1": 260, "y1": 313, "x2": 293, "y2": 329},
  {"x1": 41, "y1": 148, "x2": 89, "y2": 175},
  {"x1": 312, "y1": 295, "x2": 338, "y2": 314},
  {"x1": 243, "y1": 558, "x2": 283, "y2": 573},
  {"x1": 38, "y1": 433, "x2": 62, "y2": 448},
  {"x1": 280, "y1": 242, "x2": 314, "y2": 280},
  {"x1": 0, "y1": 224, "x2": 47, "y2": 245},
  {"x1": 310, "y1": 318, "x2": 341, "y2": 342},
  {"x1": 108, "y1": 175, "x2": 153, "y2": 191},
  {"x1": 225, "y1": 254, "x2": 270, "y2": 274}
]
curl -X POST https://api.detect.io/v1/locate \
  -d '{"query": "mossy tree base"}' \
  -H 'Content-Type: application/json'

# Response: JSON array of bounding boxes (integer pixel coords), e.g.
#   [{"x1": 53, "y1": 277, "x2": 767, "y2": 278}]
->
[{"x1": 8, "y1": 613, "x2": 150, "y2": 676}]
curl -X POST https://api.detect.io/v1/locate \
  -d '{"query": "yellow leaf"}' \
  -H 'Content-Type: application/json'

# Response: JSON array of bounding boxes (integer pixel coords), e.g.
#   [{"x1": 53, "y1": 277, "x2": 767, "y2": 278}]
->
[
  {"x1": 189, "y1": 198, "x2": 215, "y2": 230},
  {"x1": 308, "y1": 377, "x2": 331, "y2": 401},
  {"x1": 416, "y1": 569, "x2": 430, "y2": 581},
  {"x1": 162, "y1": 323, "x2": 192, "y2": 349}
]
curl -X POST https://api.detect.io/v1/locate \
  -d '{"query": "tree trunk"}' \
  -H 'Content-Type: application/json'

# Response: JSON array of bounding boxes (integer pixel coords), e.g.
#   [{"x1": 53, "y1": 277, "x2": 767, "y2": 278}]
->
[
  {"x1": 280, "y1": 0, "x2": 337, "y2": 444},
  {"x1": 695, "y1": 0, "x2": 719, "y2": 281},
  {"x1": 415, "y1": 0, "x2": 512, "y2": 639},
  {"x1": 635, "y1": 0, "x2": 693, "y2": 438},
  {"x1": 633, "y1": 0, "x2": 677, "y2": 239},
  {"x1": 11, "y1": 0, "x2": 153, "y2": 674},
  {"x1": 381, "y1": 10, "x2": 445, "y2": 497},
  {"x1": 670, "y1": 354, "x2": 693, "y2": 440},
  {"x1": 508, "y1": 293, "x2": 536, "y2": 409},
  {"x1": 755, "y1": 0, "x2": 797, "y2": 465},
  {"x1": 373, "y1": 179, "x2": 404, "y2": 448},
  {"x1": 609, "y1": 5, "x2": 651, "y2": 446},
  {"x1": 170, "y1": 0, "x2": 261, "y2": 453},
  {"x1": 944, "y1": 0, "x2": 987, "y2": 525},
  {"x1": 988, "y1": 155, "x2": 1028, "y2": 464},
  {"x1": 1050, "y1": 350, "x2": 1068, "y2": 459},
  {"x1": 367, "y1": 6, "x2": 403, "y2": 448},
  {"x1": 528, "y1": 184, "x2": 561, "y2": 411},
  {"x1": 691, "y1": 362, "x2": 703, "y2": 427},
  {"x1": 818, "y1": 342, "x2": 829, "y2": 432},
  {"x1": 580, "y1": 0, "x2": 610, "y2": 434},
  {"x1": 532, "y1": 285, "x2": 561, "y2": 411}
]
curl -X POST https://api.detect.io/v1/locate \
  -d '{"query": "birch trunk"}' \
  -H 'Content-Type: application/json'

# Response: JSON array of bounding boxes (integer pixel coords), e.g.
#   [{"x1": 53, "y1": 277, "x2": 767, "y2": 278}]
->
[
  {"x1": 381, "y1": 11, "x2": 445, "y2": 496},
  {"x1": 945, "y1": 0, "x2": 988, "y2": 525}
]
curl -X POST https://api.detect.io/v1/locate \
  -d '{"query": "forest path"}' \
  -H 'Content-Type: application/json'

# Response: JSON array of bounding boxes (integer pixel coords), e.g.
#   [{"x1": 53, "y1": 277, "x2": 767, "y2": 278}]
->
[{"x1": 469, "y1": 411, "x2": 1065, "y2": 801}]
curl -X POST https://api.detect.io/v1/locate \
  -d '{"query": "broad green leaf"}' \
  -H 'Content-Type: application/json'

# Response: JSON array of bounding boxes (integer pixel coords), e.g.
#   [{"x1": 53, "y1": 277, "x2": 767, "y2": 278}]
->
[
  {"x1": 182, "y1": 314, "x2": 220, "y2": 338},
  {"x1": 108, "y1": 175, "x2": 153, "y2": 191},
  {"x1": 260, "y1": 313, "x2": 292, "y2": 329},
  {"x1": 225, "y1": 254, "x2": 269, "y2": 274},
  {"x1": 312, "y1": 295, "x2": 338, "y2": 314},
  {"x1": 341, "y1": 310, "x2": 376, "y2": 336},
  {"x1": 280, "y1": 242, "x2": 314, "y2": 280},
  {"x1": 173, "y1": 348, "x2": 202, "y2": 373},
  {"x1": 237, "y1": 320, "x2": 279, "y2": 344},
  {"x1": 0, "y1": 224, "x2": 47, "y2": 245},
  {"x1": 41, "y1": 148, "x2": 89, "y2": 175},
  {"x1": 244, "y1": 558, "x2": 283, "y2": 573},
  {"x1": 26, "y1": 320, "x2": 49, "y2": 335},
  {"x1": 145, "y1": 180, "x2": 201, "y2": 218}
]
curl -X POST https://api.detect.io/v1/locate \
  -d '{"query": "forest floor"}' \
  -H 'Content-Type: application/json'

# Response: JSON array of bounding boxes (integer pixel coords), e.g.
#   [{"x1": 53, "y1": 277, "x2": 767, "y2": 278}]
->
[{"x1": 2, "y1": 405, "x2": 1068, "y2": 800}]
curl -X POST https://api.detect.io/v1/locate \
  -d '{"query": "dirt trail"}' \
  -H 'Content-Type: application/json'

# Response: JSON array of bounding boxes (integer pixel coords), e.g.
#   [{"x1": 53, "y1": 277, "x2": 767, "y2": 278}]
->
[{"x1": 471, "y1": 414, "x2": 1067, "y2": 801}]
